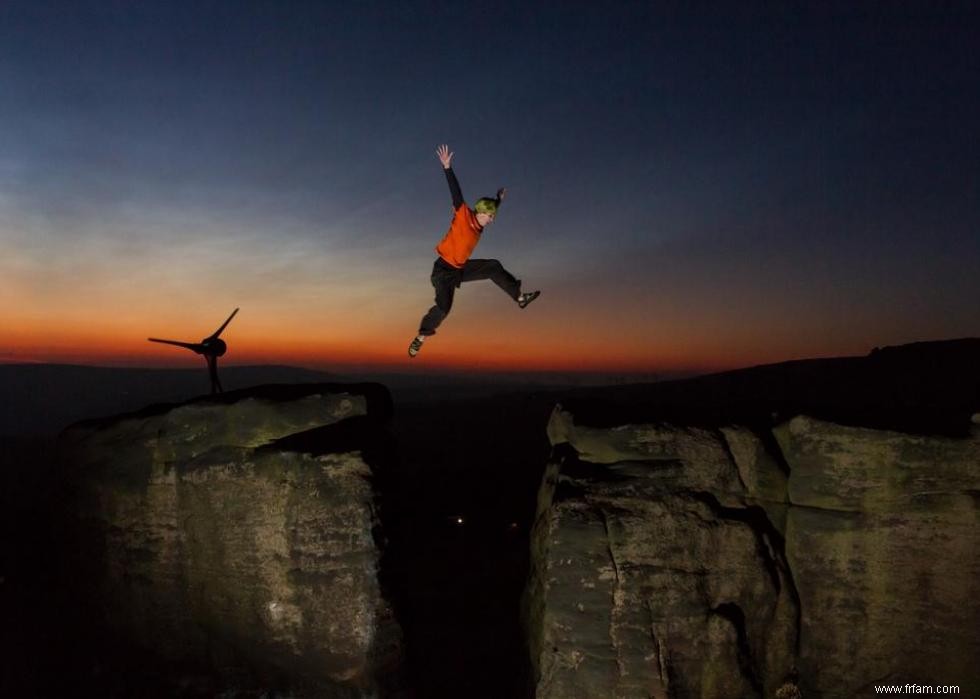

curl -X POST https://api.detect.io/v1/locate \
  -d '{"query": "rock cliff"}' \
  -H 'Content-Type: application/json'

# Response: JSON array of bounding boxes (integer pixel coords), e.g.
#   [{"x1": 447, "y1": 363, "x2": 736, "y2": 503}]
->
[
  {"x1": 58, "y1": 383, "x2": 403, "y2": 697},
  {"x1": 527, "y1": 343, "x2": 980, "y2": 698}
]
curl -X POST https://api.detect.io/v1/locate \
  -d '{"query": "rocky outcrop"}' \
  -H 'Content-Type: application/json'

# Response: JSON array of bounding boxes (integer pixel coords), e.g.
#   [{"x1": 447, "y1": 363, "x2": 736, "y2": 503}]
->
[
  {"x1": 529, "y1": 407, "x2": 980, "y2": 698},
  {"x1": 775, "y1": 415, "x2": 980, "y2": 696},
  {"x1": 59, "y1": 384, "x2": 403, "y2": 697}
]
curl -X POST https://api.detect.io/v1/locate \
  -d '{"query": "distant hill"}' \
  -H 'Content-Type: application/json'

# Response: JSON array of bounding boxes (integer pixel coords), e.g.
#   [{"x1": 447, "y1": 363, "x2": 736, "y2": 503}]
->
[
  {"x1": 0, "y1": 364, "x2": 670, "y2": 437},
  {"x1": 2, "y1": 338, "x2": 976, "y2": 437},
  {"x1": 552, "y1": 337, "x2": 980, "y2": 436},
  {"x1": 0, "y1": 364, "x2": 336, "y2": 437}
]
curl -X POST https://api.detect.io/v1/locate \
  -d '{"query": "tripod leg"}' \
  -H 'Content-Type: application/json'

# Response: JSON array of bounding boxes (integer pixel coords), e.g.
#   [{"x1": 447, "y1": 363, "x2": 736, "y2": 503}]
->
[{"x1": 206, "y1": 356, "x2": 221, "y2": 394}]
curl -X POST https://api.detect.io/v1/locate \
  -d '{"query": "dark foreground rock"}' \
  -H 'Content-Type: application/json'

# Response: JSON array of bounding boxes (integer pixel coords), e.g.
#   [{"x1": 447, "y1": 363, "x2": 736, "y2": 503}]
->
[
  {"x1": 528, "y1": 347, "x2": 980, "y2": 698},
  {"x1": 58, "y1": 383, "x2": 403, "y2": 697}
]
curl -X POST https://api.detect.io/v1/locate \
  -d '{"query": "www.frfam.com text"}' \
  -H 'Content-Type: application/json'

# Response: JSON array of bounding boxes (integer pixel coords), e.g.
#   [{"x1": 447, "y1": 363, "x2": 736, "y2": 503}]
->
[{"x1": 874, "y1": 685, "x2": 960, "y2": 695}]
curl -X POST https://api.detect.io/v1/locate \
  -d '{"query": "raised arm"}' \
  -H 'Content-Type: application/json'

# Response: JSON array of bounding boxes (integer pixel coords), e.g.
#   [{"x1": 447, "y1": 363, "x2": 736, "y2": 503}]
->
[{"x1": 437, "y1": 144, "x2": 464, "y2": 209}]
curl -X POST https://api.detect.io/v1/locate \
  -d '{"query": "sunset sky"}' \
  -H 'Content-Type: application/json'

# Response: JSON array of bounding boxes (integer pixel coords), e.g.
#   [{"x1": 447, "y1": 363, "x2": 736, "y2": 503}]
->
[{"x1": 2, "y1": 2, "x2": 977, "y2": 374}]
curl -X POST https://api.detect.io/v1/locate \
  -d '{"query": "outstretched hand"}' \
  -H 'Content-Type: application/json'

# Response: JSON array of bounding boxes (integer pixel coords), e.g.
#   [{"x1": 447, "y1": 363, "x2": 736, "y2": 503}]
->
[
  {"x1": 436, "y1": 144, "x2": 453, "y2": 169},
  {"x1": 496, "y1": 187, "x2": 507, "y2": 202}
]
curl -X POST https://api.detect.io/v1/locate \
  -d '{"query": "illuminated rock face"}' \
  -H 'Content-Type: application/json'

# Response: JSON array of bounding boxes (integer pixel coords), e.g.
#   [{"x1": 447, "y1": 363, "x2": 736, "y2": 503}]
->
[
  {"x1": 529, "y1": 408, "x2": 980, "y2": 699},
  {"x1": 775, "y1": 416, "x2": 980, "y2": 697},
  {"x1": 60, "y1": 385, "x2": 402, "y2": 697}
]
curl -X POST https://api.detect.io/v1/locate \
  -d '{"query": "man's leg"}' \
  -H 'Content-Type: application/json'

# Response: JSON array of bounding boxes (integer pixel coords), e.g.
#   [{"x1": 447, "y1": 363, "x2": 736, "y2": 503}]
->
[
  {"x1": 418, "y1": 261, "x2": 458, "y2": 336},
  {"x1": 460, "y1": 258, "x2": 521, "y2": 300},
  {"x1": 411, "y1": 264, "x2": 458, "y2": 357}
]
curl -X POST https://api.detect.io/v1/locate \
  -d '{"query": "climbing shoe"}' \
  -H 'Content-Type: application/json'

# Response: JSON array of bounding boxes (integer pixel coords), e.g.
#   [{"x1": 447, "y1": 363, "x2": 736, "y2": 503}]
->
[
  {"x1": 517, "y1": 290, "x2": 541, "y2": 309},
  {"x1": 408, "y1": 336, "x2": 424, "y2": 358}
]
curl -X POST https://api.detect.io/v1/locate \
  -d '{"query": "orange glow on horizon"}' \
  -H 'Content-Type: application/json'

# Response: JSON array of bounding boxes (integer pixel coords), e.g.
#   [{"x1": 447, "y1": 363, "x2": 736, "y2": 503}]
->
[
  {"x1": 1, "y1": 290, "x2": 876, "y2": 376},
  {"x1": 2, "y1": 318, "x2": 735, "y2": 372},
  {"x1": 0, "y1": 325, "x2": 813, "y2": 377}
]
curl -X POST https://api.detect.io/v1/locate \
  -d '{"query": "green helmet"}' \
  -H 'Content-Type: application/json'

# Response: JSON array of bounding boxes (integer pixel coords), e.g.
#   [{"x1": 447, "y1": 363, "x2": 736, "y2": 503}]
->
[{"x1": 474, "y1": 198, "x2": 498, "y2": 216}]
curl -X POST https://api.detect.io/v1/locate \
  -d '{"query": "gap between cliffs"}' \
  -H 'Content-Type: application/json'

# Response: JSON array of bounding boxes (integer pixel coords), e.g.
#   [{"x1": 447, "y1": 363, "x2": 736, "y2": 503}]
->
[
  {"x1": 377, "y1": 390, "x2": 557, "y2": 699},
  {"x1": 375, "y1": 389, "x2": 809, "y2": 699}
]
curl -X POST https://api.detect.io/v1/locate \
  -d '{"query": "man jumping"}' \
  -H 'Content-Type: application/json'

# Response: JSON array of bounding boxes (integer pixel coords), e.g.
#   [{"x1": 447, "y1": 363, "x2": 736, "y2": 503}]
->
[{"x1": 408, "y1": 144, "x2": 540, "y2": 358}]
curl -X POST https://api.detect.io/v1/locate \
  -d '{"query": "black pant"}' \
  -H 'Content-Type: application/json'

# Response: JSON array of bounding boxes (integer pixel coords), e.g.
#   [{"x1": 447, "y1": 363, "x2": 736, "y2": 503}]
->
[{"x1": 418, "y1": 258, "x2": 521, "y2": 336}]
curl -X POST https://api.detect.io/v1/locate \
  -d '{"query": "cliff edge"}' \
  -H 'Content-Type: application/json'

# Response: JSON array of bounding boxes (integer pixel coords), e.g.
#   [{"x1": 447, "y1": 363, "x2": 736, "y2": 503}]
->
[
  {"x1": 527, "y1": 340, "x2": 980, "y2": 698},
  {"x1": 57, "y1": 383, "x2": 403, "y2": 697}
]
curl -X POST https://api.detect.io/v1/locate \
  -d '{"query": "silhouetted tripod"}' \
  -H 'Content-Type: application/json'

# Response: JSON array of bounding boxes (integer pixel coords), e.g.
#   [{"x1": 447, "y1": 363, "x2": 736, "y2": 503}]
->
[{"x1": 148, "y1": 308, "x2": 239, "y2": 394}]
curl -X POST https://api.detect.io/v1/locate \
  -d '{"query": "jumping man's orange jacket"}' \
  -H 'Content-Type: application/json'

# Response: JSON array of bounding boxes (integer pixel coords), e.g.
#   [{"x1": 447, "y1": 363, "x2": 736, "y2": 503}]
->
[
  {"x1": 434, "y1": 166, "x2": 496, "y2": 268},
  {"x1": 435, "y1": 204, "x2": 483, "y2": 268}
]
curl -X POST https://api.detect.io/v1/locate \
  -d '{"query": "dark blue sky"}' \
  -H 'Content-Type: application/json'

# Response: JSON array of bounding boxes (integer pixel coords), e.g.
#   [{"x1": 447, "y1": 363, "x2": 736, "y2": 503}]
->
[{"x1": 2, "y1": 1, "x2": 978, "y2": 370}]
